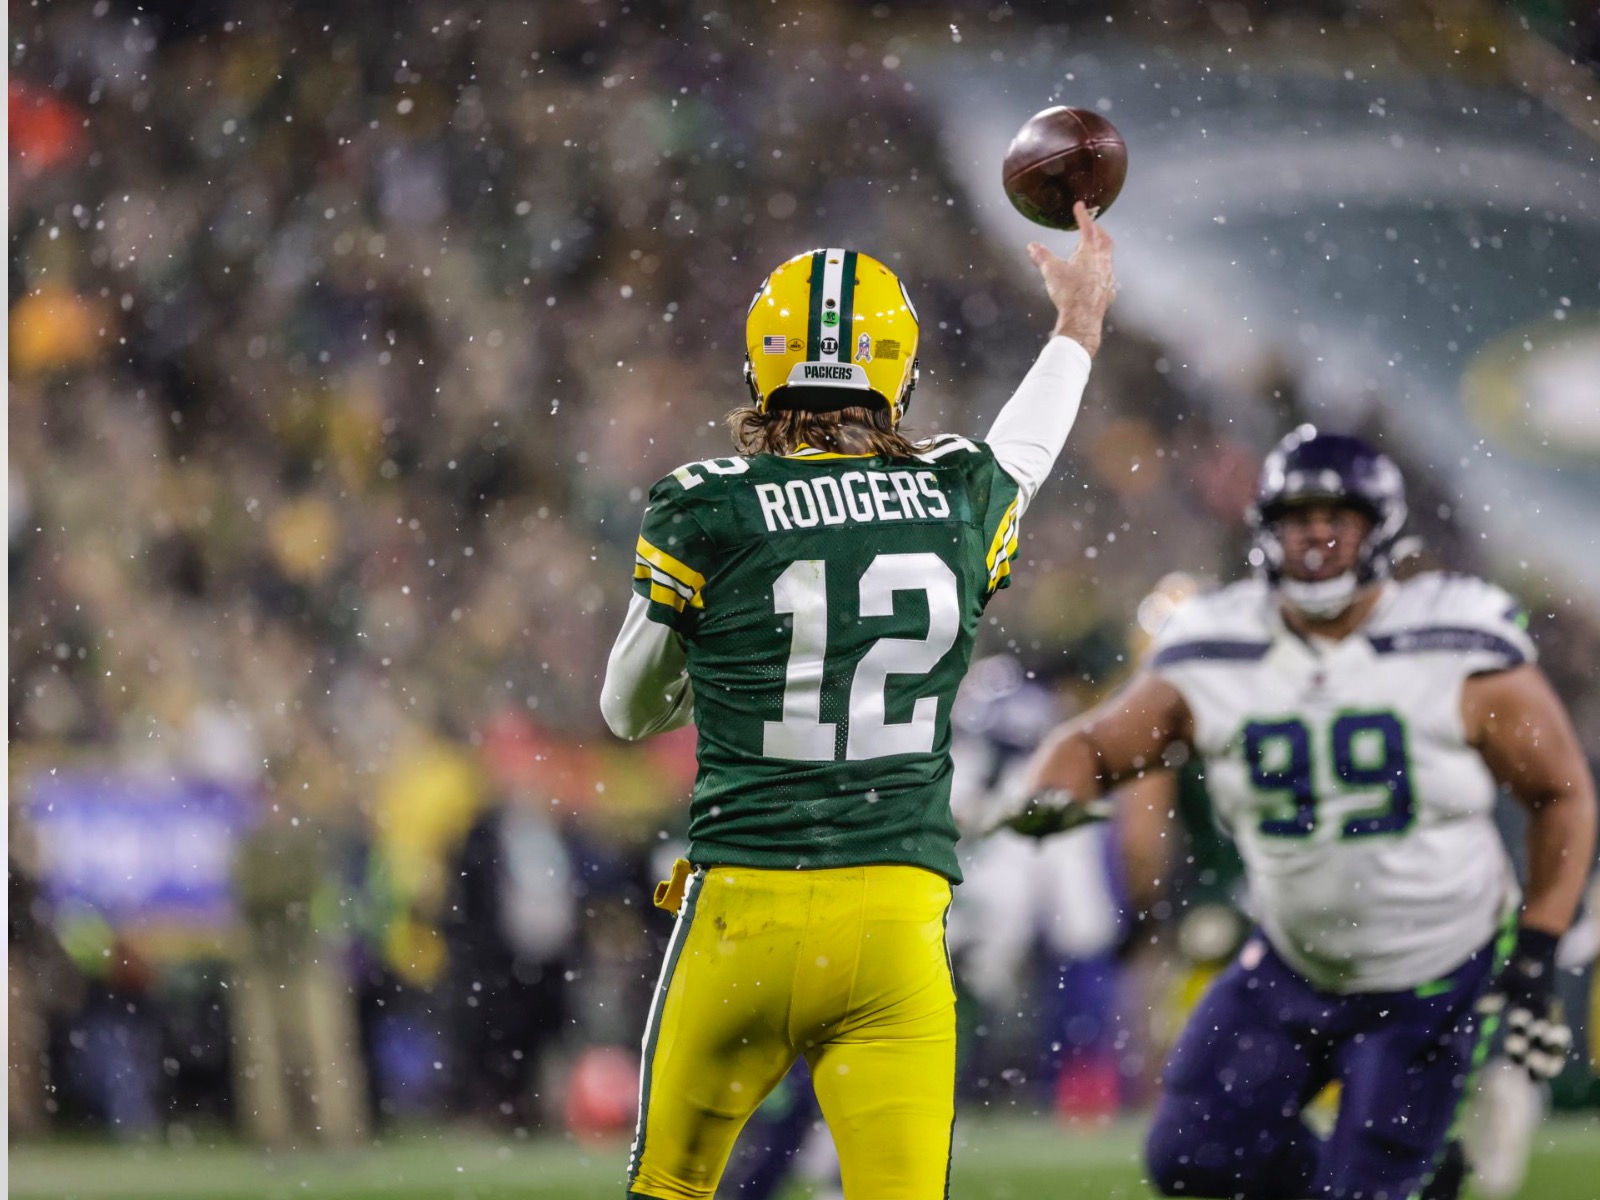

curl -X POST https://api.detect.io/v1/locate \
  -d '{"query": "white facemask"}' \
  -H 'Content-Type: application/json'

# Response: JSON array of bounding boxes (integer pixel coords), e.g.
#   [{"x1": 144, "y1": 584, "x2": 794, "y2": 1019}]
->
[{"x1": 1280, "y1": 571, "x2": 1360, "y2": 620}]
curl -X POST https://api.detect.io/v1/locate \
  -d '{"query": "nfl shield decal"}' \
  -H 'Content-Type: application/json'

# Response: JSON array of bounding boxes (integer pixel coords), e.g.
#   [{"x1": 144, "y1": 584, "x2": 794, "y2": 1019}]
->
[{"x1": 855, "y1": 331, "x2": 872, "y2": 363}]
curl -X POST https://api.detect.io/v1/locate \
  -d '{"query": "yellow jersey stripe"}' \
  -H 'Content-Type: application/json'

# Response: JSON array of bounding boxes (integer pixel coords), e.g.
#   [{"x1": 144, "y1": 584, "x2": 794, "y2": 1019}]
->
[
  {"x1": 984, "y1": 497, "x2": 1021, "y2": 574},
  {"x1": 636, "y1": 536, "x2": 706, "y2": 590},
  {"x1": 989, "y1": 554, "x2": 1013, "y2": 590},
  {"x1": 635, "y1": 561, "x2": 704, "y2": 609},
  {"x1": 647, "y1": 581, "x2": 689, "y2": 612},
  {"x1": 997, "y1": 532, "x2": 1019, "y2": 578},
  {"x1": 634, "y1": 559, "x2": 692, "y2": 597},
  {"x1": 986, "y1": 501, "x2": 1022, "y2": 592}
]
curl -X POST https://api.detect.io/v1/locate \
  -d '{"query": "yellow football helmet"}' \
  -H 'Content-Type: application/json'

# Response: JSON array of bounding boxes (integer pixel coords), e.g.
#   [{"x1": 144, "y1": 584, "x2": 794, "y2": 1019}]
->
[{"x1": 743, "y1": 248, "x2": 920, "y2": 423}]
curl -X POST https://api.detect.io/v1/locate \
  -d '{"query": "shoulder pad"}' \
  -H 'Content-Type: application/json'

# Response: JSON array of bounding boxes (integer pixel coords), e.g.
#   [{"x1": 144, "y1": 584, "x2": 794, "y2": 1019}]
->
[
  {"x1": 654, "y1": 455, "x2": 755, "y2": 498},
  {"x1": 1372, "y1": 573, "x2": 1535, "y2": 667},
  {"x1": 915, "y1": 434, "x2": 990, "y2": 463},
  {"x1": 1146, "y1": 580, "x2": 1275, "y2": 670}
]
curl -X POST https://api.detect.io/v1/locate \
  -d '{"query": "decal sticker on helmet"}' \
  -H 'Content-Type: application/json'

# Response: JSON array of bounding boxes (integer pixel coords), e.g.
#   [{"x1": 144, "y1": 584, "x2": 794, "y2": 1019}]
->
[
  {"x1": 855, "y1": 331, "x2": 872, "y2": 363},
  {"x1": 762, "y1": 335, "x2": 787, "y2": 355},
  {"x1": 820, "y1": 336, "x2": 838, "y2": 355},
  {"x1": 787, "y1": 337, "x2": 803, "y2": 352},
  {"x1": 874, "y1": 339, "x2": 901, "y2": 361}
]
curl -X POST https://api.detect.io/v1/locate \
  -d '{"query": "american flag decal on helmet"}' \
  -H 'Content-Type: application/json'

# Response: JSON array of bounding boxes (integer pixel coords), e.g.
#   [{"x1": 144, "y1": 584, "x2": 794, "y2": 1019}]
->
[{"x1": 762, "y1": 335, "x2": 787, "y2": 355}]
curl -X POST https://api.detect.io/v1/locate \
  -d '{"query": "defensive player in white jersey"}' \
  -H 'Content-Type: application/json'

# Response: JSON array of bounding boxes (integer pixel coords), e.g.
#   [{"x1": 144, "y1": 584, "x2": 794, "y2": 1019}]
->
[{"x1": 1008, "y1": 427, "x2": 1596, "y2": 1199}]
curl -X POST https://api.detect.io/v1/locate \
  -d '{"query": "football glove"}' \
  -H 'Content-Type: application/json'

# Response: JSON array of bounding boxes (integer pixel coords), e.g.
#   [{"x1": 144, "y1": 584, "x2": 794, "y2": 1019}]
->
[
  {"x1": 989, "y1": 788, "x2": 1113, "y2": 839},
  {"x1": 1478, "y1": 927, "x2": 1571, "y2": 1082}
]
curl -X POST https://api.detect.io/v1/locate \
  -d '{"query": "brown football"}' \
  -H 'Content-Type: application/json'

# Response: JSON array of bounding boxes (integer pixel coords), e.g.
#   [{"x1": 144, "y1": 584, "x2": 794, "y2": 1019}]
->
[{"x1": 1002, "y1": 106, "x2": 1127, "y2": 231}]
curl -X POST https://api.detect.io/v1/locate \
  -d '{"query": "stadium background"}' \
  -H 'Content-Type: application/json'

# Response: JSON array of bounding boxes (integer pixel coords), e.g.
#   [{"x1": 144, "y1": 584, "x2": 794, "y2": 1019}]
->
[{"x1": 8, "y1": 0, "x2": 1600, "y2": 1195}]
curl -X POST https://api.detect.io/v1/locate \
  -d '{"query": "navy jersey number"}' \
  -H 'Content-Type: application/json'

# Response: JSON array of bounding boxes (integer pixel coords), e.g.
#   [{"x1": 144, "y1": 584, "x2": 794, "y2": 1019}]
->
[
  {"x1": 1245, "y1": 720, "x2": 1316, "y2": 837},
  {"x1": 1242, "y1": 711, "x2": 1414, "y2": 839}
]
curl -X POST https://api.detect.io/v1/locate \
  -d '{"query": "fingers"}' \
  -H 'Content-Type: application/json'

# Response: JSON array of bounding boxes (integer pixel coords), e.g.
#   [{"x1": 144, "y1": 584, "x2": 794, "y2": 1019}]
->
[
  {"x1": 1501, "y1": 1003, "x2": 1572, "y2": 1082},
  {"x1": 1001, "y1": 795, "x2": 1114, "y2": 838},
  {"x1": 1058, "y1": 204, "x2": 1113, "y2": 282},
  {"x1": 1027, "y1": 201, "x2": 1115, "y2": 266},
  {"x1": 1073, "y1": 201, "x2": 1112, "y2": 249}
]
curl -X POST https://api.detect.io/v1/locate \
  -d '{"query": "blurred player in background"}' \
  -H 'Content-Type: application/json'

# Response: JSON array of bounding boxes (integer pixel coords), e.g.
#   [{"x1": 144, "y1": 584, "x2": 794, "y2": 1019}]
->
[
  {"x1": 948, "y1": 653, "x2": 1131, "y2": 1119},
  {"x1": 1008, "y1": 426, "x2": 1597, "y2": 1200},
  {"x1": 599, "y1": 203, "x2": 1115, "y2": 1200},
  {"x1": 1109, "y1": 576, "x2": 1254, "y2": 1092}
]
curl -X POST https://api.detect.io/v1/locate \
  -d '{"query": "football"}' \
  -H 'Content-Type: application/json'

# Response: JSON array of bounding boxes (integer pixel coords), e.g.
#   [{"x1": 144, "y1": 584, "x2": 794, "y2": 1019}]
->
[{"x1": 1002, "y1": 106, "x2": 1128, "y2": 230}]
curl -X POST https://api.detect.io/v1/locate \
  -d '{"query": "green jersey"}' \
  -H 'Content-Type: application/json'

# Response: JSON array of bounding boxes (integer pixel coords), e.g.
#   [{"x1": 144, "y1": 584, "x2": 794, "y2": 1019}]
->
[{"x1": 630, "y1": 437, "x2": 1024, "y2": 882}]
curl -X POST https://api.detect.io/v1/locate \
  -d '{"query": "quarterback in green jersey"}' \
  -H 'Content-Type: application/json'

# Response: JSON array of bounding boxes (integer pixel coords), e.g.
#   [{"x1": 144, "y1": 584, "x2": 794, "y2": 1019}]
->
[{"x1": 601, "y1": 202, "x2": 1116, "y2": 1200}]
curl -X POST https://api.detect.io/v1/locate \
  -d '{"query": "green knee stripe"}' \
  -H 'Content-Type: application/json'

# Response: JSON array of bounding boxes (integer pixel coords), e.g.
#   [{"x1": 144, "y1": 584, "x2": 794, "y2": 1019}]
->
[
  {"x1": 1414, "y1": 915, "x2": 1520, "y2": 1199},
  {"x1": 627, "y1": 871, "x2": 702, "y2": 1192},
  {"x1": 1461, "y1": 915, "x2": 1517, "y2": 1091},
  {"x1": 1461, "y1": 912, "x2": 1519, "y2": 1101}
]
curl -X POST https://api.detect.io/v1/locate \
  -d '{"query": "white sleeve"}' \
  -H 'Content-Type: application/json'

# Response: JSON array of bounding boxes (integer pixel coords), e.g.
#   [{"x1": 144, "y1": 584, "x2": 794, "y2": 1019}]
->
[
  {"x1": 983, "y1": 335, "x2": 1093, "y2": 512},
  {"x1": 600, "y1": 595, "x2": 695, "y2": 740}
]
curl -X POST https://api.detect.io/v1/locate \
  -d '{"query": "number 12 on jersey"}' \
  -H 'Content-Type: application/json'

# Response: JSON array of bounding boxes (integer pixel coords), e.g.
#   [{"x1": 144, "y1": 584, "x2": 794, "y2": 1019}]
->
[{"x1": 764, "y1": 553, "x2": 959, "y2": 762}]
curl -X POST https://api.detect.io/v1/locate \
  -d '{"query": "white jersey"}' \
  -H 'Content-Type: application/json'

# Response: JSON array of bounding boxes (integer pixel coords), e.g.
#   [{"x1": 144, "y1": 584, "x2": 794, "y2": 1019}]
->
[{"x1": 1149, "y1": 572, "x2": 1531, "y2": 993}]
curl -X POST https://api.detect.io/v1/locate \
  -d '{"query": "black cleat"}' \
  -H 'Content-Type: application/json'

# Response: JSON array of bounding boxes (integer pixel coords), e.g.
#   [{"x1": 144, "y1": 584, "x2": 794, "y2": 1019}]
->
[{"x1": 1417, "y1": 1139, "x2": 1469, "y2": 1200}]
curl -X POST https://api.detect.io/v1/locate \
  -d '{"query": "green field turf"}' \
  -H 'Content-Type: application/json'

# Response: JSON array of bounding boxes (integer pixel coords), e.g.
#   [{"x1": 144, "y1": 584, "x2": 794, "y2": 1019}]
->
[{"x1": 11, "y1": 1114, "x2": 1600, "y2": 1199}]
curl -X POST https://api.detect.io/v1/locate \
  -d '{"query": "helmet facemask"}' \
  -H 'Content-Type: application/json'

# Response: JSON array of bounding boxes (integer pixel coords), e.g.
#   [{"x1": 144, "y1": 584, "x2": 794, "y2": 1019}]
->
[{"x1": 1247, "y1": 428, "x2": 1408, "y2": 621}]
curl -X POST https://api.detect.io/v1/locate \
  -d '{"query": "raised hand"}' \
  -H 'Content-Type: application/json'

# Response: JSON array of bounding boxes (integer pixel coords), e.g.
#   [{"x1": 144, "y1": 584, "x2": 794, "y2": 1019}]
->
[{"x1": 1027, "y1": 201, "x2": 1117, "y2": 357}]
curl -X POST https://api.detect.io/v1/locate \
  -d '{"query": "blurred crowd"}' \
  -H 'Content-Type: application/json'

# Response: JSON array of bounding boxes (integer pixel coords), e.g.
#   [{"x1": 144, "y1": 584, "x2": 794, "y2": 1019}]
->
[{"x1": 10, "y1": 0, "x2": 1600, "y2": 1146}]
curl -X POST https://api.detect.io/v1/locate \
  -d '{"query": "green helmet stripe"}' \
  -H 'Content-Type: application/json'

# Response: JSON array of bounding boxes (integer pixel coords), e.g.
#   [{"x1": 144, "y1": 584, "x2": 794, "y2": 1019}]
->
[
  {"x1": 838, "y1": 250, "x2": 858, "y2": 368},
  {"x1": 805, "y1": 250, "x2": 826, "y2": 361}
]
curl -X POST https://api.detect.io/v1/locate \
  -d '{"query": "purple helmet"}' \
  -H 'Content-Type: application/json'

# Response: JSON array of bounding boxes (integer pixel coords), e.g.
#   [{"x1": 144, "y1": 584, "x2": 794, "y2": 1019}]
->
[{"x1": 1247, "y1": 426, "x2": 1407, "y2": 607}]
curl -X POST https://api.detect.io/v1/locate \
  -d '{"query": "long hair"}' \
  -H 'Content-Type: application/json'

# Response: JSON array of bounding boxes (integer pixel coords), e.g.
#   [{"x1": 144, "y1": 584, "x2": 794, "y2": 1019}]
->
[{"x1": 725, "y1": 402, "x2": 924, "y2": 458}]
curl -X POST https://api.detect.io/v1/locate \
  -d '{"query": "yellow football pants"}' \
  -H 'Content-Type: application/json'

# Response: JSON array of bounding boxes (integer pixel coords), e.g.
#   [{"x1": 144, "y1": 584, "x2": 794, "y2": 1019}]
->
[{"x1": 627, "y1": 862, "x2": 956, "y2": 1200}]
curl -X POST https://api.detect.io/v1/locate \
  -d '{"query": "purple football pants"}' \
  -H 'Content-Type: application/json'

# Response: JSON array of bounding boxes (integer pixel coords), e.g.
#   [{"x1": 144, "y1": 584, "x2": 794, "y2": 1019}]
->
[{"x1": 1145, "y1": 932, "x2": 1498, "y2": 1200}]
